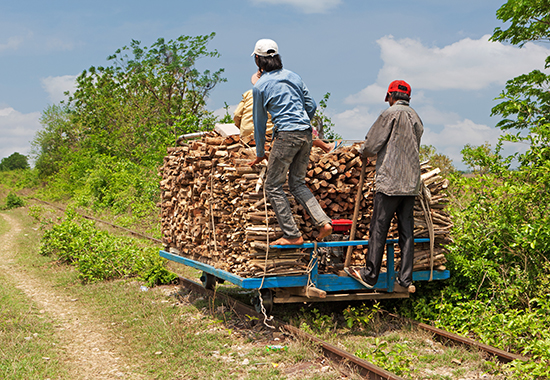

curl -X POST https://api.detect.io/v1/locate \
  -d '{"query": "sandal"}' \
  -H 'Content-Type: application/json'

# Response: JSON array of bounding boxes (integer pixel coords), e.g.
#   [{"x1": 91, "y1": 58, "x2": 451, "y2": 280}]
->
[
  {"x1": 344, "y1": 267, "x2": 374, "y2": 289},
  {"x1": 394, "y1": 281, "x2": 416, "y2": 293}
]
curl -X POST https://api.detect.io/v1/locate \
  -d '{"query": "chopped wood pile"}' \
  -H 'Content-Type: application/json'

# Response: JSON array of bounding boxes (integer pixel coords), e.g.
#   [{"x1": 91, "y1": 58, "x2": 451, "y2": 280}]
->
[{"x1": 159, "y1": 131, "x2": 452, "y2": 278}]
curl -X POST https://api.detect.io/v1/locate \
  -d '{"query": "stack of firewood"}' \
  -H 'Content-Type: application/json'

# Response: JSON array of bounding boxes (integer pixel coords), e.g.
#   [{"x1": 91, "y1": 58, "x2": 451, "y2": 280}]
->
[{"x1": 159, "y1": 131, "x2": 452, "y2": 278}]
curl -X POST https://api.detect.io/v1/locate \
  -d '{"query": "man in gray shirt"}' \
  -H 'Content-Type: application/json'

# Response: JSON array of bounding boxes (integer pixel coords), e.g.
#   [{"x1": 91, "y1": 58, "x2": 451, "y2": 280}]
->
[{"x1": 346, "y1": 80, "x2": 423, "y2": 293}]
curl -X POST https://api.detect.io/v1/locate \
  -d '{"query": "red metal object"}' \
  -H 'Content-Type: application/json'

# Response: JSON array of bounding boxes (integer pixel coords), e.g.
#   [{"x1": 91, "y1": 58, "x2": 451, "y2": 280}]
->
[{"x1": 332, "y1": 219, "x2": 353, "y2": 232}]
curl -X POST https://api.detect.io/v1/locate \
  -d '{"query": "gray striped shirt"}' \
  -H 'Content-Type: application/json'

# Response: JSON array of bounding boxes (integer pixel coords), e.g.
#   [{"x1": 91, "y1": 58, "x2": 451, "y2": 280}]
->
[{"x1": 360, "y1": 100, "x2": 423, "y2": 196}]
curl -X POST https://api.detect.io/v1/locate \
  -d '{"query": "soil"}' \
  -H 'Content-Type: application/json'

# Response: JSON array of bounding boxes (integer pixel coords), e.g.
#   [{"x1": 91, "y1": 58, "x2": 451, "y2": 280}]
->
[{"x1": 0, "y1": 212, "x2": 142, "y2": 380}]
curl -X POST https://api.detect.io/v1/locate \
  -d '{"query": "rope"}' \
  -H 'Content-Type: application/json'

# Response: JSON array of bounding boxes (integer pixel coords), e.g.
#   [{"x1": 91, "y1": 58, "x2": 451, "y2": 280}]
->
[
  {"x1": 210, "y1": 138, "x2": 273, "y2": 327},
  {"x1": 208, "y1": 170, "x2": 219, "y2": 256},
  {"x1": 419, "y1": 182, "x2": 435, "y2": 281},
  {"x1": 257, "y1": 167, "x2": 275, "y2": 329},
  {"x1": 304, "y1": 241, "x2": 319, "y2": 298}
]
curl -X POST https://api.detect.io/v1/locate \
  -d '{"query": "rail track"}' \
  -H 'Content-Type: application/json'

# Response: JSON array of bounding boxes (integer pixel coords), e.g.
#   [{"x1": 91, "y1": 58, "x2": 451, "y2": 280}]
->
[
  {"x1": 177, "y1": 275, "x2": 528, "y2": 380},
  {"x1": 29, "y1": 198, "x2": 529, "y2": 378}
]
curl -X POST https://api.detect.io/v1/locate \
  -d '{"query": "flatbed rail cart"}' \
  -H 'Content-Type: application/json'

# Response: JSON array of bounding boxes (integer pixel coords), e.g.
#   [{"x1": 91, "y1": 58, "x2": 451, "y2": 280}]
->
[{"x1": 160, "y1": 237, "x2": 450, "y2": 313}]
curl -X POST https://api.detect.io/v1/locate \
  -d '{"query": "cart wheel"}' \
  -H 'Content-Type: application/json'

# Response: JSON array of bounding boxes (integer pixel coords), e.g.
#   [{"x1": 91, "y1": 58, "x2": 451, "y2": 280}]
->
[
  {"x1": 200, "y1": 272, "x2": 216, "y2": 290},
  {"x1": 252, "y1": 289, "x2": 273, "y2": 315}
]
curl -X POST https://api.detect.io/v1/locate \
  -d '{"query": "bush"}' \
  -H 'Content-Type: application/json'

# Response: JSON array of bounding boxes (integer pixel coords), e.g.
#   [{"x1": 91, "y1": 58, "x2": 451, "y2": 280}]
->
[
  {"x1": 0, "y1": 152, "x2": 29, "y2": 171},
  {"x1": 4, "y1": 192, "x2": 24, "y2": 210},
  {"x1": 445, "y1": 170, "x2": 550, "y2": 309},
  {"x1": 39, "y1": 209, "x2": 176, "y2": 286}
]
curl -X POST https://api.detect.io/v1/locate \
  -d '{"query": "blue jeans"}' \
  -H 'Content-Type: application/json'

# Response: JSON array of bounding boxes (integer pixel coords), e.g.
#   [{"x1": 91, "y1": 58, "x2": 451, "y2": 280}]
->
[{"x1": 265, "y1": 129, "x2": 331, "y2": 239}]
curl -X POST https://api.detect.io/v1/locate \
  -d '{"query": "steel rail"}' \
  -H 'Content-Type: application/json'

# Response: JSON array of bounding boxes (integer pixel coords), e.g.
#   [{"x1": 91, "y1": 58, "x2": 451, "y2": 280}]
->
[
  {"x1": 384, "y1": 312, "x2": 529, "y2": 364},
  {"x1": 177, "y1": 276, "x2": 406, "y2": 380},
  {"x1": 30, "y1": 197, "x2": 526, "y2": 367},
  {"x1": 29, "y1": 197, "x2": 163, "y2": 244}
]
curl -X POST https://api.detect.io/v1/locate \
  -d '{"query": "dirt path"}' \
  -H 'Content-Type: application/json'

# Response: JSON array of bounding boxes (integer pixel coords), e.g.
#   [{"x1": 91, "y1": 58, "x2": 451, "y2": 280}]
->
[{"x1": 0, "y1": 212, "x2": 141, "y2": 379}]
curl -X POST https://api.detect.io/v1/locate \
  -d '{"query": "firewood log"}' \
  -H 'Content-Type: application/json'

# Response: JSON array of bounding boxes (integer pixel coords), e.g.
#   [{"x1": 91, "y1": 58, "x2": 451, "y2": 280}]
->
[{"x1": 159, "y1": 134, "x2": 453, "y2": 277}]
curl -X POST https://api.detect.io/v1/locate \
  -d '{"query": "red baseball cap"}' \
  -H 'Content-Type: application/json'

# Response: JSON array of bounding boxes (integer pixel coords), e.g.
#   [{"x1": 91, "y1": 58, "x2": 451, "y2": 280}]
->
[{"x1": 385, "y1": 80, "x2": 411, "y2": 101}]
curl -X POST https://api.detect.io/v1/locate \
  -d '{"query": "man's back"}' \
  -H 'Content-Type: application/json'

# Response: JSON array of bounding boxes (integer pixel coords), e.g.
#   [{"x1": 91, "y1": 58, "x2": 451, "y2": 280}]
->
[{"x1": 362, "y1": 100, "x2": 423, "y2": 196}]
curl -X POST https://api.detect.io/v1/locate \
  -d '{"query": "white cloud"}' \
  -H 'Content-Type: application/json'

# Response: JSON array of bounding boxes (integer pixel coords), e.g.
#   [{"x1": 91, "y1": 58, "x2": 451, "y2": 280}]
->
[
  {"x1": 416, "y1": 105, "x2": 461, "y2": 126},
  {"x1": 334, "y1": 34, "x2": 550, "y2": 169},
  {"x1": 44, "y1": 37, "x2": 76, "y2": 52},
  {"x1": 376, "y1": 34, "x2": 550, "y2": 91},
  {"x1": 345, "y1": 35, "x2": 550, "y2": 106},
  {"x1": 344, "y1": 84, "x2": 386, "y2": 105},
  {"x1": 250, "y1": 0, "x2": 342, "y2": 14},
  {"x1": 422, "y1": 119, "x2": 503, "y2": 166},
  {"x1": 0, "y1": 107, "x2": 41, "y2": 160},
  {"x1": 0, "y1": 35, "x2": 24, "y2": 52},
  {"x1": 213, "y1": 104, "x2": 238, "y2": 120},
  {"x1": 41, "y1": 75, "x2": 77, "y2": 104},
  {"x1": 332, "y1": 106, "x2": 380, "y2": 139}
]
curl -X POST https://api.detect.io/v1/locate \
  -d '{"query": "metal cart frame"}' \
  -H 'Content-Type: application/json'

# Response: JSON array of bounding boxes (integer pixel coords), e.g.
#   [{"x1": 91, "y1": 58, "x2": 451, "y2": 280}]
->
[{"x1": 160, "y1": 238, "x2": 450, "y2": 309}]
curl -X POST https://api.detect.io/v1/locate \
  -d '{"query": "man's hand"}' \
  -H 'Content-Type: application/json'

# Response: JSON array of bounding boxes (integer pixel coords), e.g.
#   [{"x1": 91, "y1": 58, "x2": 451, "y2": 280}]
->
[{"x1": 248, "y1": 155, "x2": 267, "y2": 166}]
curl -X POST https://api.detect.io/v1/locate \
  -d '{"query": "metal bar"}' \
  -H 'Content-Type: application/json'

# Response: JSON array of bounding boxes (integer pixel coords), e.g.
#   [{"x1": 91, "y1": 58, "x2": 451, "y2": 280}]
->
[
  {"x1": 386, "y1": 312, "x2": 528, "y2": 364},
  {"x1": 178, "y1": 276, "x2": 406, "y2": 379},
  {"x1": 31, "y1": 198, "x2": 162, "y2": 243},
  {"x1": 176, "y1": 131, "x2": 209, "y2": 141},
  {"x1": 415, "y1": 322, "x2": 528, "y2": 363},
  {"x1": 271, "y1": 238, "x2": 430, "y2": 249},
  {"x1": 386, "y1": 243, "x2": 395, "y2": 292},
  {"x1": 161, "y1": 250, "x2": 450, "y2": 292},
  {"x1": 283, "y1": 325, "x2": 406, "y2": 380},
  {"x1": 273, "y1": 292, "x2": 409, "y2": 303},
  {"x1": 412, "y1": 270, "x2": 450, "y2": 281}
]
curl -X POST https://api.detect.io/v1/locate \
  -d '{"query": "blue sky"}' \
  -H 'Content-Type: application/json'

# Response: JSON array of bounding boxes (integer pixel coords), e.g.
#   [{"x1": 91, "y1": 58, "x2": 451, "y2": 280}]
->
[{"x1": 1, "y1": 0, "x2": 549, "y2": 169}]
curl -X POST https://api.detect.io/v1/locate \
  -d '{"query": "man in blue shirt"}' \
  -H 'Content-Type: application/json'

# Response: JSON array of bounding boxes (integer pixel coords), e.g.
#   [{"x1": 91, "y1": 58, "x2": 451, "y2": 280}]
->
[{"x1": 248, "y1": 39, "x2": 332, "y2": 246}]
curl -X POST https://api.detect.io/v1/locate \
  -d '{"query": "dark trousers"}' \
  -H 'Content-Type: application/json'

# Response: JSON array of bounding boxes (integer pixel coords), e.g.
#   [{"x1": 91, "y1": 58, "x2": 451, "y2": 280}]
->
[{"x1": 360, "y1": 192, "x2": 416, "y2": 287}]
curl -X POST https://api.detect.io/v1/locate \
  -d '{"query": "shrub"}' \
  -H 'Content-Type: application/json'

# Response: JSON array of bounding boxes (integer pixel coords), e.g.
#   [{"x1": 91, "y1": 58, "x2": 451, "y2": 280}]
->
[
  {"x1": 39, "y1": 209, "x2": 176, "y2": 286},
  {"x1": 4, "y1": 192, "x2": 24, "y2": 209}
]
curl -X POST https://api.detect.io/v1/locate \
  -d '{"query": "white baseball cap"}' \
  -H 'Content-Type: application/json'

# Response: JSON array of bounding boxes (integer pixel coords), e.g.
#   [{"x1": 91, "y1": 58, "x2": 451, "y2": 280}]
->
[{"x1": 251, "y1": 39, "x2": 279, "y2": 57}]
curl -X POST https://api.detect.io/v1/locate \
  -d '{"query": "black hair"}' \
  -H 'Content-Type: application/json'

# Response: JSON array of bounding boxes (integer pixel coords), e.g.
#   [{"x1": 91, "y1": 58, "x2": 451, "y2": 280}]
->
[
  {"x1": 389, "y1": 91, "x2": 410, "y2": 102},
  {"x1": 255, "y1": 54, "x2": 283, "y2": 72}
]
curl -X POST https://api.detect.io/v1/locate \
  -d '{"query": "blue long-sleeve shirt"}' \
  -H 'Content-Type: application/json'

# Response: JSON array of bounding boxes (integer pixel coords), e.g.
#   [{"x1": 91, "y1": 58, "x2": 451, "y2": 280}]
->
[{"x1": 252, "y1": 68, "x2": 316, "y2": 157}]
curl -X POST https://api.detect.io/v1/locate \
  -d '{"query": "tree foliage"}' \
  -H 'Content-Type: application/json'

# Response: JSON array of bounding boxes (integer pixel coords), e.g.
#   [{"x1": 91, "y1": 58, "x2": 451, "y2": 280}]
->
[
  {"x1": 402, "y1": 3, "x2": 550, "y2": 376},
  {"x1": 447, "y1": 0, "x2": 550, "y2": 315},
  {"x1": 419, "y1": 144, "x2": 455, "y2": 176},
  {"x1": 465, "y1": 1, "x2": 550, "y2": 173},
  {"x1": 31, "y1": 34, "x2": 225, "y2": 217},
  {"x1": 460, "y1": 142, "x2": 499, "y2": 174},
  {"x1": 63, "y1": 33, "x2": 225, "y2": 166},
  {"x1": 32, "y1": 105, "x2": 77, "y2": 178},
  {"x1": 311, "y1": 93, "x2": 342, "y2": 141},
  {"x1": 491, "y1": 0, "x2": 550, "y2": 47},
  {"x1": 0, "y1": 152, "x2": 29, "y2": 171}
]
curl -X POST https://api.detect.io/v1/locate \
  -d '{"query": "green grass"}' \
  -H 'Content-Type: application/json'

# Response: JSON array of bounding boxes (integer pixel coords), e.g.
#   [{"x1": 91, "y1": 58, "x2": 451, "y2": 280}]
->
[
  {"x1": 0, "y1": 272, "x2": 67, "y2": 379},
  {"x1": 1, "y1": 206, "x2": 347, "y2": 379}
]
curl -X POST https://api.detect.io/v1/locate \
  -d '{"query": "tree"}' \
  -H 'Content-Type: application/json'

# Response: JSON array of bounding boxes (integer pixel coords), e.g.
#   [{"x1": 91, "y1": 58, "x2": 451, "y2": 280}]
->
[
  {"x1": 489, "y1": 1, "x2": 550, "y2": 170},
  {"x1": 407, "y1": 5, "x2": 550, "y2": 376},
  {"x1": 31, "y1": 104, "x2": 78, "y2": 178},
  {"x1": 444, "y1": 0, "x2": 550, "y2": 319},
  {"x1": 64, "y1": 33, "x2": 225, "y2": 165},
  {"x1": 311, "y1": 93, "x2": 342, "y2": 141},
  {"x1": 491, "y1": 0, "x2": 550, "y2": 47},
  {"x1": 0, "y1": 152, "x2": 29, "y2": 171},
  {"x1": 419, "y1": 144, "x2": 456, "y2": 176},
  {"x1": 460, "y1": 142, "x2": 498, "y2": 174}
]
